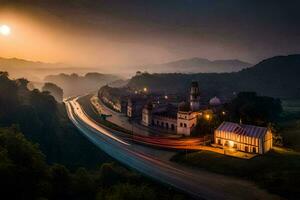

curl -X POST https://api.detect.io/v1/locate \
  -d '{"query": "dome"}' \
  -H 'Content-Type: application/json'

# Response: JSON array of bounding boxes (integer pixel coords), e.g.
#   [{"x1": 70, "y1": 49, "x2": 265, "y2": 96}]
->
[{"x1": 209, "y1": 96, "x2": 221, "y2": 106}]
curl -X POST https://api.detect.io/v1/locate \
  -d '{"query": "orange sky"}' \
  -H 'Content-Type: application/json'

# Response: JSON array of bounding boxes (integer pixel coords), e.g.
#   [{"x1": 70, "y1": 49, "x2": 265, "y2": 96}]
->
[{"x1": 1, "y1": 1, "x2": 300, "y2": 72}]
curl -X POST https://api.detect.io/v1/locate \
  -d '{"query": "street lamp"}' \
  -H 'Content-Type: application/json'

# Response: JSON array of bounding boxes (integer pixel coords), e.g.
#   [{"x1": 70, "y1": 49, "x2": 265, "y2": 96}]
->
[
  {"x1": 143, "y1": 87, "x2": 148, "y2": 92},
  {"x1": 205, "y1": 114, "x2": 211, "y2": 120}
]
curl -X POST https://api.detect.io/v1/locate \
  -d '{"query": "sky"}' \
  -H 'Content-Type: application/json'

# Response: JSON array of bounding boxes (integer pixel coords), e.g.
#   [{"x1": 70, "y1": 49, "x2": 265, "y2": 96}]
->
[{"x1": 0, "y1": 0, "x2": 300, "y2": 71}]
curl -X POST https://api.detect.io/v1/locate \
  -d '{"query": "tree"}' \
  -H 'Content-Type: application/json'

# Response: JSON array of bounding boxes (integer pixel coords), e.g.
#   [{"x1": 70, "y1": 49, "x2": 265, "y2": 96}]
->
[
  {"x1": 42, "y1": 82, "x2": 64, "y2": 102},
  {"x1": 226, "y1": 92, "x2": 282, "y2": 126}
]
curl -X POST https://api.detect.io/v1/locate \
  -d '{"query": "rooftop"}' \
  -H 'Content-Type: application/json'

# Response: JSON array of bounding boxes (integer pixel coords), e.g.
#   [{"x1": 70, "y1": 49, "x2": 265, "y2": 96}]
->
[{"x1": 216, "y1": 122, "x2": 268, "y2": 138}]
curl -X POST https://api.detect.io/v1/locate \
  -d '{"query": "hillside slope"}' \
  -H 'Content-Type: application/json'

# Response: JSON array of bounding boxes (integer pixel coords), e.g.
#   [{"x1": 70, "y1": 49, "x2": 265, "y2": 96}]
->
[
  {"x1": 145, "y1": 57, "x2": 251, "y2": 73},
  {"x1": 128, "y1": 55, "x2": 300, "y2": 98},
  {"x1": 45, "y1": 73, "x2": 119, "y2": 97}
]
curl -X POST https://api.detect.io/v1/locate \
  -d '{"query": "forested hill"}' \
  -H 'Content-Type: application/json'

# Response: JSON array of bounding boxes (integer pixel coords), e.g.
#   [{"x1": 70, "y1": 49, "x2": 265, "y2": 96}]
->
[
  {"x1": 44, "y1": 72, "x2": 119, "y2": 97},
  {"x1": 0, "y1": 72, "x2": 108, "y2": 168},
  {"x1": 146, "y1": 57, "x2": 251, "y2": 73},
  {"x1": 128, "y1": 55, "x2": 300, "y2": 99}
]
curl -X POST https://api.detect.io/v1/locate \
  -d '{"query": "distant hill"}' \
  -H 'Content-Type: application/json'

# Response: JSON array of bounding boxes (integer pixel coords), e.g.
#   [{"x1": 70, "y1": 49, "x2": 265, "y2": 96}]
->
[
  {"x1": 0, "y1": 57, "x2": 99, "y2": 81},
  {"x1": 144, "y1": 57, "x2": 252, "y2": 73},
  {"x1": 128, "y1": 55, "x2": 300, "y2": 99},
  {"x1": 45, "y1": 73, "x2": 119, "y2": 97}
]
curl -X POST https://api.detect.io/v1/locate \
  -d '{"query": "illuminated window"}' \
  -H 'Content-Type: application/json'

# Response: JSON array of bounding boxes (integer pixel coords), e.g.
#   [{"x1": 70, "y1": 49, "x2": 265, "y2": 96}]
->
[{"x1": 225, "y1": 141, "x2": 229, "y2": 146}]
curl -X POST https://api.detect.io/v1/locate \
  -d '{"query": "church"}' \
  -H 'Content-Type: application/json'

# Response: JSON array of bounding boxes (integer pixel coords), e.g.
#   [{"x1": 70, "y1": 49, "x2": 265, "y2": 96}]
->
[{"x1": 142, "y1": 81, "x2": 217, "y2": 136}]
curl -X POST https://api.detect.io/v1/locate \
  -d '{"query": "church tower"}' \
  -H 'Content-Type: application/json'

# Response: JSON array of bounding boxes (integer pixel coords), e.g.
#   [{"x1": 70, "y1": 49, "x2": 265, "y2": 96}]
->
[{"x1": 190, "y1": 81, "x2": 200, "y2": 111}]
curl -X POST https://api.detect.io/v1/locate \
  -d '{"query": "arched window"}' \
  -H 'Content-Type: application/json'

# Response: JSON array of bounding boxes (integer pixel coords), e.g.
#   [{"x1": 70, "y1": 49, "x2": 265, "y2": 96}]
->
[
  {"x1": 171, "y1": 124, "x2": 175, "y2": 130},
  {"x1": 180, "y1": 123, "x2": 183, "y2": 127},
  {"x1": 184, "y1": 123, "x2": 187, "y2": 128}
]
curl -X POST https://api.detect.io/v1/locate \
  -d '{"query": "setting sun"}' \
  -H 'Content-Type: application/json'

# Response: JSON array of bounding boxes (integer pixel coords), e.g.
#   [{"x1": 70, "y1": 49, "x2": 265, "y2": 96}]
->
[{"x1": 0, "y1": 24, "x2": 11, "y2": 36}]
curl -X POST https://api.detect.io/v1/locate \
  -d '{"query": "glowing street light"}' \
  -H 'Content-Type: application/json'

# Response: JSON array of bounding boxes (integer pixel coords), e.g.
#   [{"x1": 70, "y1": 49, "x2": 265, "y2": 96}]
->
[
  {"x1": 143, "y1": 87, "x2": 148, "y2": 92},
  {"x1": 222, "y1": 111, "x2": 226, "y2": 115},
  {"x1": 205, "y1": 114, "x2": 211, "y2": 120},
  {"x1": 164, "y1": 95, "x2": 168, "y2": 99}
]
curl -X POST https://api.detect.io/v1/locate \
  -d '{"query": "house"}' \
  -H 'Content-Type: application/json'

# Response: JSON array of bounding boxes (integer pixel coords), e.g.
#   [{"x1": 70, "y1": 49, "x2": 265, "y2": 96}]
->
[{"x1": 214, "y1": 122, "x2": 272, "y2": 154}]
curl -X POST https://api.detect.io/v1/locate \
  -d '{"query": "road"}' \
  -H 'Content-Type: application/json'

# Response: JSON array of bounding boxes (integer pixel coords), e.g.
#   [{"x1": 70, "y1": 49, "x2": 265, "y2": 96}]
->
[
  {"x1": 92, "y1": 95, "x2": 181, "y2": 137},
  {"x1": 65, "y1": 97, "x2": 279, "y2": 200}
]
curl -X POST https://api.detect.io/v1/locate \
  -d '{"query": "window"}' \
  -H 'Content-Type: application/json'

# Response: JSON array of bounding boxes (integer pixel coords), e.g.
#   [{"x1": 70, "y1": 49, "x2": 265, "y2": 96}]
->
[
  {"x1": 217, "y1": 139, "x2": 221, "y2": 145},
  {"x1": 180, "y1": 123, "x2": 183, "y2": 127},
  {"x1": 161, "y1": 122, "x2": 164, "y2": 127},
  {"x1": 171, "y1": 124, "x2": 175, "y2": 130},
  {"x1": 233, "y1": 144, "x2": 237, "y2": 148},
  {"x1": 245, "y1": 146, "x2": 249, "y2": 152},
  {"x1": 166, "y1": 123, "x2": 169, "y2": 129},
  {"x1": 253, "y1": 147, "x2": 256, "y2": 153},
  {"x1": 184, "y1": 123, "x2": 187, "y2": 128},
  {"x1": 225, "y1": 141, "x2": 229, "y2": 146}
]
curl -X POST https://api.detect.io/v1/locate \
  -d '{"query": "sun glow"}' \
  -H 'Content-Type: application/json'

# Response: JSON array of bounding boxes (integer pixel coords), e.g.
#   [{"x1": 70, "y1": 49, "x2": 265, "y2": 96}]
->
[{"x1": 0, "y1": 25, "x2": 11, "y2": 36}]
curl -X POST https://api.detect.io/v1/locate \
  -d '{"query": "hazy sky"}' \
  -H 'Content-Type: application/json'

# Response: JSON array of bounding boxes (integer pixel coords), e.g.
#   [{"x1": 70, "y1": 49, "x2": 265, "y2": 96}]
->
[{"x1": 1, "y1": 0, "x2": 300, "y2": 70}]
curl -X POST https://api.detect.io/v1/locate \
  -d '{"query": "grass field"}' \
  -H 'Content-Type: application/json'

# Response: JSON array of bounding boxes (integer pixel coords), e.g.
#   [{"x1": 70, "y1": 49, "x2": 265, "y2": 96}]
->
[
  {"x1": 281, "y1": 99, "x2": 300, "y2": 113},
  {"x1": 279, "y1": 98, "x2": 300, "y2": 151},
  {"x1": 171, "y1": 99, "x2": 300, "y2": 199},
  {"x1": 171, "y1": 147, "x2": 300, "y2": 199}
]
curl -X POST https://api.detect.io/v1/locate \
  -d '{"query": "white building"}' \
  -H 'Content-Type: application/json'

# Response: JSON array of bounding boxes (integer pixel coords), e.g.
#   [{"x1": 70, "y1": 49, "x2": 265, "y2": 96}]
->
[
  {"x1": 177, "y1": 110, "x2": 200, "y2": 136},
  {"x1": 141, "y1": 81, "x2": 204, "y2": 136},
  {"x1": 214, "y1": 122, "x2": 272, "y2": 154}
]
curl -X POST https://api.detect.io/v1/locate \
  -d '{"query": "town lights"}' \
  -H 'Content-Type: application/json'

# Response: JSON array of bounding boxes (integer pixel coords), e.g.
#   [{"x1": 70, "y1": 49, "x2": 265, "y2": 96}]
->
[
  {"x1": 228, "y1": 140, "x2": 234, "y2": 147},
  {"x1": 143, "y1": 87, "x2": 148, "y2": 92},
  {"x1": 222, "y1": 111, "x2": 226, "y2": 115},
  {"x1": 205, "y1": 114, "x2": 211, "y2": 120},
  {"x1": 164, "y1": 95, "x2": 168, "y2": 99}
]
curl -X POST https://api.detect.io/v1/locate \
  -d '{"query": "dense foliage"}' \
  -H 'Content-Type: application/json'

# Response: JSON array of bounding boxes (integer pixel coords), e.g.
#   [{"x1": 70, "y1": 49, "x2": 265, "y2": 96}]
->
[
  {"x1": 225, "y1": 92, "x2": 282, "y2": 126},
  {"x1": 0, "y1": 127, "x2": 185, "y2": 200},
  {"x1": 0, "y1": 72, "x2": 108, "y2": 169}
]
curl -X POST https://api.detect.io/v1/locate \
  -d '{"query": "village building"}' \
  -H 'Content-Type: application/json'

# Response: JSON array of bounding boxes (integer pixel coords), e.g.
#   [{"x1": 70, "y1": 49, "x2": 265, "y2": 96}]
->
[
  {"x1": 142, "y1": 81, "x2": 210, "y2": 136},
  {"x1": 142, "y1": 103, "x2": 177, "y2": 132},
  {"x1": 214, "y1": 122, "x2": 272, "y2": 154},
  {"x1": 127, "y1": 96, "x2": 148, "y2": 118}
]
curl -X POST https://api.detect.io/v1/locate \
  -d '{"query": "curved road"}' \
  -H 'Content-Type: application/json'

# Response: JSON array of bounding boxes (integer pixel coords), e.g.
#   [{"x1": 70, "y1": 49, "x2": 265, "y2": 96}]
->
[{"x1": 65, "y1": 97, "x2": 279, "y2": 200}]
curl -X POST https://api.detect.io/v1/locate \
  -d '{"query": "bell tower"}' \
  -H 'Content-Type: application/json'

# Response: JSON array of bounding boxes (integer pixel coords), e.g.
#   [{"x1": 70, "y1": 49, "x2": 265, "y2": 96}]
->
[{"x1": 190, "y1": 81, "x2": 200, "y2": 111}]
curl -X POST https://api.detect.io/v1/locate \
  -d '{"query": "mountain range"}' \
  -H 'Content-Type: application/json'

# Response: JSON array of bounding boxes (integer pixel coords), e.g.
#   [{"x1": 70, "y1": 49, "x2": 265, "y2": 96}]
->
[
  {"x1": 144, "y1": 57, "x2": 252, "y2": 73},
  {"x1": 128, "y1": 55, "x2": 300, "y2": 99},
  {"x1": 0, "y1": 57, "x2": 99, "y2": 81}
]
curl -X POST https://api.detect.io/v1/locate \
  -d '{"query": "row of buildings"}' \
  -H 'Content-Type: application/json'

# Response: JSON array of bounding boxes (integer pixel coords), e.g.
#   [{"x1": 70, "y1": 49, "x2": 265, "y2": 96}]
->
[{"x1": 98, "y1": 82, "x2": 272, "y2": 154}]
